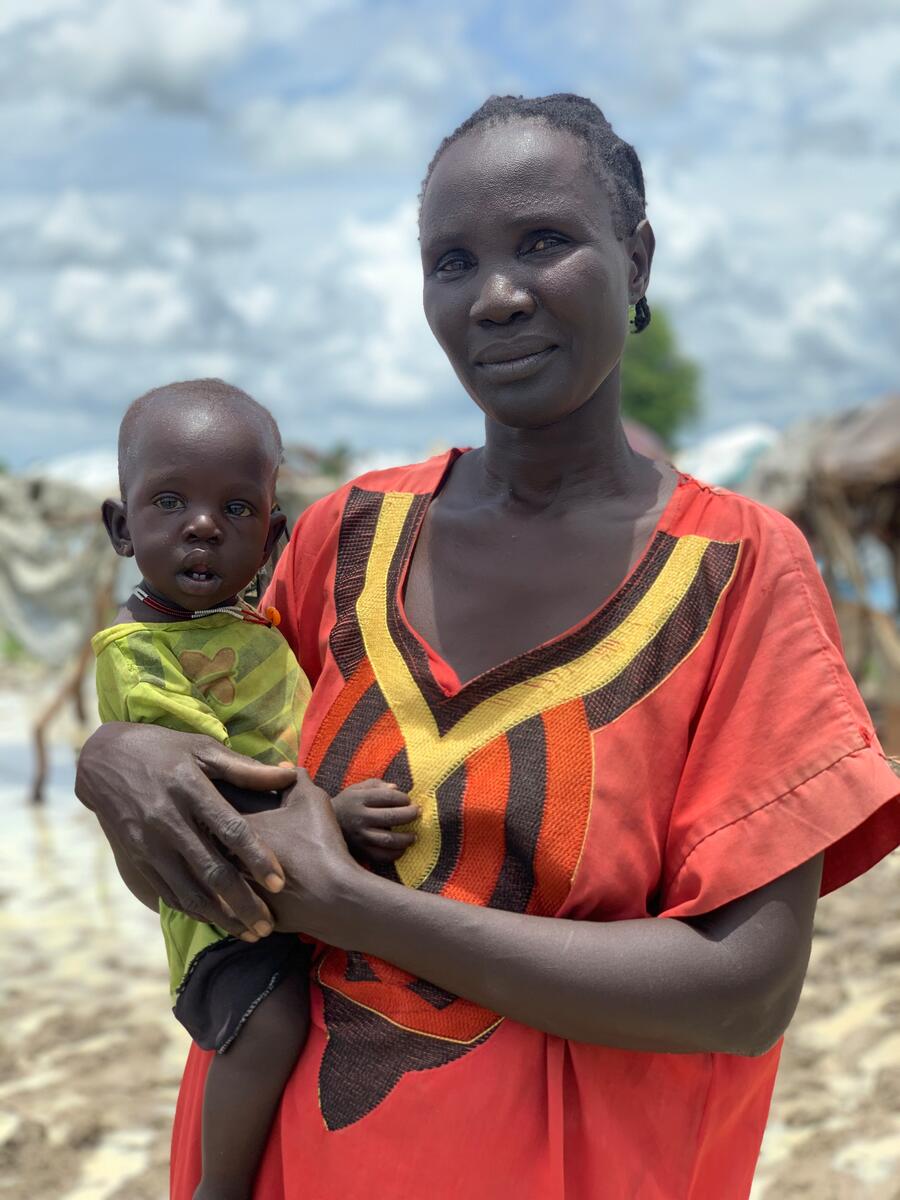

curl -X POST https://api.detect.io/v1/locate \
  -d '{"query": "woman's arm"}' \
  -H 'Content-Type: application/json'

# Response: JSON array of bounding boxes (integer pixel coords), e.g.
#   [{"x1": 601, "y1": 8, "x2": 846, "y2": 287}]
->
[
  {"x1": 75, "y1": 722, "x2": 297, "y2": 938},
  {"x1": 333, "y1": 853, "x2": 821, "y2": 1056},
  {"x1": 255, "y1": 774, "x2": 823, "y2": 1057}
]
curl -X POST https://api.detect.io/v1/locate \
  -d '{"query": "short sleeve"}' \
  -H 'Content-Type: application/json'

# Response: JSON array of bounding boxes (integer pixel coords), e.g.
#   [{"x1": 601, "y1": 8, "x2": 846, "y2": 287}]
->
[
  {"x1": 95, "y1": 639, "x2": 229, "y2": 744},
  {"x1": 660, "y1": 510, "x2": 899, "y2": 918},
  {"x1": 263, "y1": 488, "x2": 346, "y2": 686},
  {"x1": 123, "y1": 679, "x2": 230, "y2": 743}
]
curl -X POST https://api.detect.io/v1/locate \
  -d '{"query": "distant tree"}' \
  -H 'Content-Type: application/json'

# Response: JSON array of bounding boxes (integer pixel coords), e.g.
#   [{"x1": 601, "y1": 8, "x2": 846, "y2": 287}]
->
[
  {"x1": 620, "y1": 306, "x2": 700, "y2": 448},
  {"x1": 318, "y1": 441, "x2": 353, "y2": 480}
]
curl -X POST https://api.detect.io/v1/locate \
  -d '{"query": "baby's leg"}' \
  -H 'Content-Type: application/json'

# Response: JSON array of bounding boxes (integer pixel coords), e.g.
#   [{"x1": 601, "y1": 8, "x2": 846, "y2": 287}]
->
[{"x1": 194, "y1": 968, "x2": 309, "y2": 1200}]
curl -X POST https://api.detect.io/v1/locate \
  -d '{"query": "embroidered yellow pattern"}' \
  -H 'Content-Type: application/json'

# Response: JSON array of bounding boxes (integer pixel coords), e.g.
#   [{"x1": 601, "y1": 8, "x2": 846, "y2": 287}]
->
[{"x1": 355, "y1": 491, "x2": 716, "y2": 889}]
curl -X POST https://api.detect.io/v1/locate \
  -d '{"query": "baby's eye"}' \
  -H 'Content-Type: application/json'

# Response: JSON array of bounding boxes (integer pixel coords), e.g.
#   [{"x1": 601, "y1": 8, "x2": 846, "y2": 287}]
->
[
  {"x1": 225, "y1": 500, "x2": 253, "y2": 518},
  {"x1": 153, "y1": 494, "x2": 184, "y2": 511}
]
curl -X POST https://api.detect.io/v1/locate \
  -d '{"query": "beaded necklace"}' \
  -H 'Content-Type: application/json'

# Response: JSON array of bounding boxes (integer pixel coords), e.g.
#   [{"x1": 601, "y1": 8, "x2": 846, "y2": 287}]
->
[{"x1": 131, "y1": 585, "x2": 280, "y2": 627}]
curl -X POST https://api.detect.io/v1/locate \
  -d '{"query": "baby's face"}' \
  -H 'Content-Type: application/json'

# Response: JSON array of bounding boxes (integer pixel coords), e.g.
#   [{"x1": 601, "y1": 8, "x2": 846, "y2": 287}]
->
[{"x1": 122, "y1": 410, "x2": 278, "y2": 610}]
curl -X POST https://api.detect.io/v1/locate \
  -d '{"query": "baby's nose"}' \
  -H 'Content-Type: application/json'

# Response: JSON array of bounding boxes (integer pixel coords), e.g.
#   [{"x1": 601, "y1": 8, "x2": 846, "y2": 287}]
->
[{"x1": 185, "y1": 510, "x2": 222, "y2": 541}]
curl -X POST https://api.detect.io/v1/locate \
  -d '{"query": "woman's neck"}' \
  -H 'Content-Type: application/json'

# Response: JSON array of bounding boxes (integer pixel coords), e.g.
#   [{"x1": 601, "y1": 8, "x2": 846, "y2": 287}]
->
[{"x1": 476, "y1": 376, "x2": 653, "y2": 513}]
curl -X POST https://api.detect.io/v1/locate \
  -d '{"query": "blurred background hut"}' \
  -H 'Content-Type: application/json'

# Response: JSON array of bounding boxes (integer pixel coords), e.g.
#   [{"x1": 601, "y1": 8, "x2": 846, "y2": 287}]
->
[{"x1": 681, "y1": 393, "x2": 900, "y2": 756}]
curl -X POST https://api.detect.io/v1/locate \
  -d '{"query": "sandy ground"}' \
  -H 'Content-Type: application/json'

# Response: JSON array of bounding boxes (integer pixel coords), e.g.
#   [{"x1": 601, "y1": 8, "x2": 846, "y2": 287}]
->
[{"x1": 1, "y1": 671, "x2": 898, "y2": 1200}]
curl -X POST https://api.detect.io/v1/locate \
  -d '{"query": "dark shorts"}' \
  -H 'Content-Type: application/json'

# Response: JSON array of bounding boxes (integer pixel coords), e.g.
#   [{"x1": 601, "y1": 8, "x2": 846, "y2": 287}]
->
[{"x1": 174, "y1": 932, "x2": 313, "y2": 1053}]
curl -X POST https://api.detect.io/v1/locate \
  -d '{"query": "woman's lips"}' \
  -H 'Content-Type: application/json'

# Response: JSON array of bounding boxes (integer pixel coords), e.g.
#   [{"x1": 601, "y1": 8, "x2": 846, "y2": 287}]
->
[{"x1": 474, "y1": 345, "x2": 557, "y2": 381}]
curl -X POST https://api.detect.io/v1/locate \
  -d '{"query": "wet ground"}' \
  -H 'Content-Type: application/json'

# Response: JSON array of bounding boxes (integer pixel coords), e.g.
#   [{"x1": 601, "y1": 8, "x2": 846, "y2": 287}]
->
[
  {"x1": 0, "y1": 676, "x2": 186, "y2": 1200},
  {"x1": 1, "y1": 673, "x2": 898, "y2": 1199}
]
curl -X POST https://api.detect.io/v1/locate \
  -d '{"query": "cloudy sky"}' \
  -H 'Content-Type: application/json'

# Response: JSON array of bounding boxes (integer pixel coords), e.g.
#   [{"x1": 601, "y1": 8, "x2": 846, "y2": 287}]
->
[{"x1": 4, "y1": 0, "x2": 900, "y2": 470}]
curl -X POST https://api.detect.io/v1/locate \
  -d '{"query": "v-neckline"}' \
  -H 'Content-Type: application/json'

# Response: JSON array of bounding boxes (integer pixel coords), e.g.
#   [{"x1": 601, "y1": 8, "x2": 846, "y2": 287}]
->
[{"x1": 393, "y1": 449, "x2": 693, "y2": 701}]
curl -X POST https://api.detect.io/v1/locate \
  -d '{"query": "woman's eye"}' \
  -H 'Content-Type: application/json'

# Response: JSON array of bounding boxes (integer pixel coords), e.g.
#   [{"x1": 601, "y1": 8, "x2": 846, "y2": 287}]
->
[
  {"x1": 153, "y1": 495, "x2": 183, "y2": 511},
  {"x1": 526, "y1": 233, "x2": 567, "y2": 254},
  {"x1": 225, "y1": 501, "x2": 252, "y2": 518},
  {"x1": 434, "y1": 253, "x2": 472, "y2": 277}
]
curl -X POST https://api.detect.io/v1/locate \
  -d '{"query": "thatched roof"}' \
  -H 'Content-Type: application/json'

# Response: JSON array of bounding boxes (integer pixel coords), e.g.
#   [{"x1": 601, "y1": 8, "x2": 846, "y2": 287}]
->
[{"x1": 744, "y1": 393, "x2": 900, "y2": 515}]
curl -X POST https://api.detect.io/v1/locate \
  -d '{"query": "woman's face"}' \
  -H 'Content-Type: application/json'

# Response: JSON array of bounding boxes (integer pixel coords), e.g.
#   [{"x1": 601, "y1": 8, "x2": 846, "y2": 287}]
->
[{"x1": 420, "y1": 118, "x2": 653, "y2": 430}]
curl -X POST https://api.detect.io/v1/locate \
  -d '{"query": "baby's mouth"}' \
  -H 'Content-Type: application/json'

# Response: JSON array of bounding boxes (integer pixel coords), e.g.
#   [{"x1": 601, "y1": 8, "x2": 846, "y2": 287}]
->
[{"x1": 178, "y1": 559, "x2": 222, "y2": 594}]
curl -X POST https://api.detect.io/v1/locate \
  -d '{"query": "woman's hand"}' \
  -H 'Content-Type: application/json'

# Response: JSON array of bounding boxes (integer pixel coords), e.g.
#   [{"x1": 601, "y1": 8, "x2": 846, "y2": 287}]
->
[
  {"x1": 244, "y1": 769, "x2": 368, "y2": 946},
  {"x1": 75, "y1": 722, "x2": 297, "y2": 939}
]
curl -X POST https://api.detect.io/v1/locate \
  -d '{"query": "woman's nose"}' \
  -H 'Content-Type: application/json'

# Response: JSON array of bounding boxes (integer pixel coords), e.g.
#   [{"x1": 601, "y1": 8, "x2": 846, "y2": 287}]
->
[
  {"x1": 184, "y1": 509, "x2": 223, "y2": 542},
  {"x1": 470, "y1": 271, "x2": 536, "y2": 324}
]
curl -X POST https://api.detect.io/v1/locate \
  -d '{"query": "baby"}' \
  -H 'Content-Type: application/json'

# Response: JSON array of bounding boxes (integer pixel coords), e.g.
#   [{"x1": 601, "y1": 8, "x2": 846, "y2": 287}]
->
[{"x1": 93, "y1": 379, "x2": 418, "y2": 1199}]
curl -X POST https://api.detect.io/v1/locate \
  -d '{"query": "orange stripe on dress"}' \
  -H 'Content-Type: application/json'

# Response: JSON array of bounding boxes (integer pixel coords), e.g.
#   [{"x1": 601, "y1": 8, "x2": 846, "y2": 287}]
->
[
  {"x1": 442, "y1": 734, "x2": 511, "y2": 907},
  {"x1": 527, "y1": 699, "x2": 594, "y2": 916},
  {"x1": 319, "y1": 950, "x2": 498, "y2": 1042},
  {"x1": 305, "y1": 658, "x2": 376, "y2": 778},
  {"x1": 342, "y1": 707, "x2": 406, "y2": 787}
]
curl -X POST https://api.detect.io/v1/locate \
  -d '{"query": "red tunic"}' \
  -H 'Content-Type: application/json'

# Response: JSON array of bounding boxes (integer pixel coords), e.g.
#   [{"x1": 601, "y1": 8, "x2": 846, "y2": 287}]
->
[{"x1": 171, "y1": 452, "x2": 900, "y2": 1200}]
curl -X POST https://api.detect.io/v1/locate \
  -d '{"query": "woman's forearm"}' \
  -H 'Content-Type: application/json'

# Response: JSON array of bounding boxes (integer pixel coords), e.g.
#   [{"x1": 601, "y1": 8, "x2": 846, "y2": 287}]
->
[
  {"x1": 251, "y1": 781, "x2": 820, "y2": 1056},
  {"x1": 321, "y1": 854, "x2": 821, "y2": 1056}
]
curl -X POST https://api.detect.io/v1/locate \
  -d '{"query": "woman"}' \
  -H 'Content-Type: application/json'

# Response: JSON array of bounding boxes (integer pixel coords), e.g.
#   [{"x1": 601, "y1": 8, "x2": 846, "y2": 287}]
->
[{"x1": 77, "y1": 95, "x2": 900, "y2": 1200}]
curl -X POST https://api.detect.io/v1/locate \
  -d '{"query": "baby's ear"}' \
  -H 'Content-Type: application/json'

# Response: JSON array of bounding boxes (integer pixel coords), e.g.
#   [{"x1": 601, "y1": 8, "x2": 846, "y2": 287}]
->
[
  {"x1": 261, "y1": 508, "x2": 288, "y2": 563},
  {"x1": 101, "y1": 498, "x2": 134, "y2": 557}
]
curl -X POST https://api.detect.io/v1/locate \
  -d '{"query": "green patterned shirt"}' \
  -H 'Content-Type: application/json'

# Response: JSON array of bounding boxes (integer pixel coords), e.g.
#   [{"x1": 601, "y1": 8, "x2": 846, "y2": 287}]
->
[{"x1": 92, "y1": 613, "x2": 310, "y2": 998}]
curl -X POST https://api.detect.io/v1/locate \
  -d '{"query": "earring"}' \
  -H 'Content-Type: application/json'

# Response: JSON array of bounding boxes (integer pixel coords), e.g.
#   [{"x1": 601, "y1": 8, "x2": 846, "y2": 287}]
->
[
  {"x1": 632, "y1": 297, "x2": 651, "y2": 333},
  {"x1": 628, "y1": 303, "x2": 637, "y2": 332}
]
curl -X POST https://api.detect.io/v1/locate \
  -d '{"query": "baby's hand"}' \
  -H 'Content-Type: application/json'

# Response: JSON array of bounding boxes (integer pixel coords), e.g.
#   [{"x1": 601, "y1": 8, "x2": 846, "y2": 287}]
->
[{"x1": 331, "y1": 779, "x2": 419, "y2": 865}]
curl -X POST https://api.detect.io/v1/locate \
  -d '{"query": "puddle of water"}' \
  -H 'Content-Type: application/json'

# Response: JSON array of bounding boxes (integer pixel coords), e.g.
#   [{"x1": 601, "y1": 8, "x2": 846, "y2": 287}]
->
[
  {"x1": 832, "y1": 1129, "x2": 900, "y2": 1185},
  {"x1": 60, "y1": 1127, "x2": 155, "y2": 1200},
  {"x1": 1, "y1": 734, "x2": 185, "y2": 1200}
]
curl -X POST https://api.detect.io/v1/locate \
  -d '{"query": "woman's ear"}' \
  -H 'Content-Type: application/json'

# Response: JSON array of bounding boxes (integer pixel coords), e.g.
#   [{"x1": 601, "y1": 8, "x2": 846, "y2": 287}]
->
[
  {"x1": 262, "y1": 509, "x2": 288, "y2": 564},
  {"x1": 628, "y1": 218, "x2": 655, "y2": 303},
  {"x1": 101, "y1": 498, "x2": 134, "y2": 557}
]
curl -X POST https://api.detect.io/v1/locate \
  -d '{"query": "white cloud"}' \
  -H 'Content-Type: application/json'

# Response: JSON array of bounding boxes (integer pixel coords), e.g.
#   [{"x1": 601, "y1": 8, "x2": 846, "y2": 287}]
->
[
  {"x1": 177, "y1": 198, "x2": 255, "y2": 250},
  {"x1": 5, "y1": 0, "x2": 248, "y2": 110},
  {"x1": 645, "y1": 140, "x2": 900, "y2": 430},
  {"x1": 1, "y1": 184, "x2": 464, "y2": 468},
  {"x1": 230, "y1": 19, "x2": 491, "y2": 173},
  {"x1": 180, "y1": 351, "x2": 241, "y2": 381},
  {"x1": 0, "y1": 289, "x2": 14, "y2": 330},
  {"x1": 0, "y1": 0, "x2": 81, "y2": 39},
  {"x1": 37, "y1": 191, "x2": 125, "y2": 263},
  {"x1": 227, "y1": 282, "x2": 277, "y2": 328},
  {"x1": 234, "y1": 0, "x2": 360, "y2": 43},
  {"x1": 234, "y1": 94, "x2": 420, "y2": 171},
  {"x1": 790, "y1": 276, "x2": 859, "y2": 356},
  {"x1": 329, "y1": 203, "x2": 446, "y2": 406},
  {"x1": 52, "y1": 266, "x2": 195, "y2": 345},
  {"x1": 684, "y1": 0, "x2": 896, "y2": 49}
]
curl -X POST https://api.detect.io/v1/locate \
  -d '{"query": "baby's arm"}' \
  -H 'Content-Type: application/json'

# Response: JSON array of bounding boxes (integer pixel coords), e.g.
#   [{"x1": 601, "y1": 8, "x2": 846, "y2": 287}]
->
[{"x1": 331, "y1": 781, "x2": 419, "y2": 865}]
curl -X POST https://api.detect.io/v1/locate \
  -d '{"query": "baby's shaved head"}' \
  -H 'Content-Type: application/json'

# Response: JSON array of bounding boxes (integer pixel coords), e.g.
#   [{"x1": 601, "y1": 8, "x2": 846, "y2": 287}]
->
[{"x1": 118, "y1": 378, "x2": 282, "y2": 497}]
